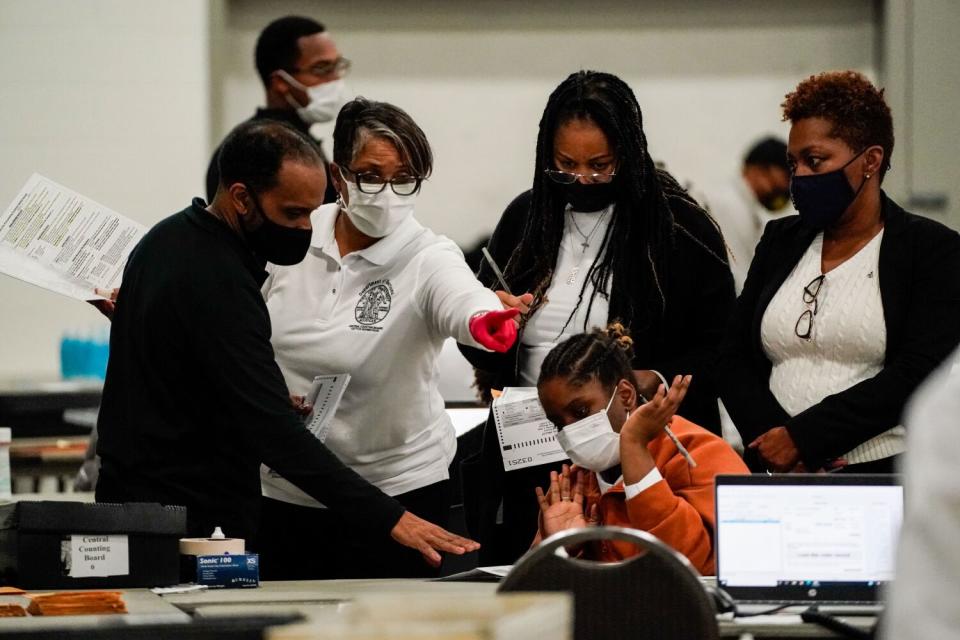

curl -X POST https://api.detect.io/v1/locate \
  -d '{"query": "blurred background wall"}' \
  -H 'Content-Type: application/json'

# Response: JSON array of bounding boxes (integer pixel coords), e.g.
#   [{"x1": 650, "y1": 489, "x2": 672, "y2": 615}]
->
[{"x1": 0, "y1": 0, "x2": 957, "y2": 378}]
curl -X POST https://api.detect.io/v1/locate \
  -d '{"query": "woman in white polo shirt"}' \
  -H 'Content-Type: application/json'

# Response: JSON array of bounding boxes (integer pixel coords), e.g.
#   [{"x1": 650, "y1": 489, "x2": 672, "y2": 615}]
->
[{"x1": 257, "y1": 97, "x2": 523, "y2": 579}]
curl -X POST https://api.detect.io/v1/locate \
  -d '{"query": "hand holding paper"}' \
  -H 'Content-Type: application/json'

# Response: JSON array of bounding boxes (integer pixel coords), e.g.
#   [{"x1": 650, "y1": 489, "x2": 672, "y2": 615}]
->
[
  {"x1": 88, "y1": 287, "x2": 119, "y2": 319},
  {"x1": 0, "y1": 174, "x2": 145, "y2": 301}
]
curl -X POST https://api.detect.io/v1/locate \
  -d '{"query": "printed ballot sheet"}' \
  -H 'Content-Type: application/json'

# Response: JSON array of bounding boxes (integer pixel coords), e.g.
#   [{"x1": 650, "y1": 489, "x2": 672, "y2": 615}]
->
[
  {"x1": 262, "y1": 373, "x2": 351, "y2": 500},
  {"x1": 492, "y1": 387, "x2": 567, "y2": 471},
  {"x1": 0, "y1": 173, "x2": 146, "y2": 300},
  {"x1": 303, "y1": 373, "x2": 351, "y2": 443}
]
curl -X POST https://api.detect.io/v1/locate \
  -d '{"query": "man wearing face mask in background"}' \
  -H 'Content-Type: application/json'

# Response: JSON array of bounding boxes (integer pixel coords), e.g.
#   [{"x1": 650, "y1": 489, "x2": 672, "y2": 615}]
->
[
  {"x1": 205, "y1": 15, "x2": 347, "y2": 204},
  {"x1": 702, "y1": 137, "x2": 794, "y2": 293},
  {"x1": 96, "y1": 121, "x2": 481, "y2": 568}
]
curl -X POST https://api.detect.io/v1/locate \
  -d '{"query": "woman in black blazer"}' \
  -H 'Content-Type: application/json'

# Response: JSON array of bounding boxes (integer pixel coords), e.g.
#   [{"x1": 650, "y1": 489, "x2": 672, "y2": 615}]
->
[
  {"x1": 460, "y1": 71, "x2": 735, "y2": 563},
  {"x1": 719, "y1": 71, "x2": 960, "y2": 474}
]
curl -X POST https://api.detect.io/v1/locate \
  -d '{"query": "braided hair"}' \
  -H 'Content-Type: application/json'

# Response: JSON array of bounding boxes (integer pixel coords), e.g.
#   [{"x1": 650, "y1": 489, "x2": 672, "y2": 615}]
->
[
  {"x1": 503, "y1": 70, "x2": 722, "y2": 333},
  {"x1": 538, "y1": 322, "x2": 639, "y2": 395}
]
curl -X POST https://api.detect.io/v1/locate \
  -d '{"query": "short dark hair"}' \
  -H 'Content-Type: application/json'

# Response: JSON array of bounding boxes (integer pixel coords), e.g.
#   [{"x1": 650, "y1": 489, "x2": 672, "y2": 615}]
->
[
  {"x1": 538, "y1": 322, "x2": 640, "y2": 396},
  {"x1": 743, "y1": 137, "x2": 789, "y2": 172},
  {"x1": 332, "y1": 97, "x2": 433, "y2": 177},
  {"x1": 217, "y1": 120, "x2": 323, "y2": 194},
  {"x1": 782, "y1": 71, "x2": 894, "y2": 179},
  {"x1": 254, "y1": 16, "x2": 325, "y2": 87}
]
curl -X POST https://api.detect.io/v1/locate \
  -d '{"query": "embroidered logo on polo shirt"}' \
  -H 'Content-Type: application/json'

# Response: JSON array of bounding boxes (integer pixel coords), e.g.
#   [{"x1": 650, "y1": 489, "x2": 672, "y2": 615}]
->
[{"x1": 351, "y1": 279, "x2": 394, "y2": 332}]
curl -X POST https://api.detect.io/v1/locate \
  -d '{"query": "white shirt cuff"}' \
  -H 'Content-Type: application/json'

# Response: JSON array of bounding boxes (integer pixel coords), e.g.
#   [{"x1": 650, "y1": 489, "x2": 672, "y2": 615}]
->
[{"x1": 624, "y1": 468, "x2": 663, "y2": 500}]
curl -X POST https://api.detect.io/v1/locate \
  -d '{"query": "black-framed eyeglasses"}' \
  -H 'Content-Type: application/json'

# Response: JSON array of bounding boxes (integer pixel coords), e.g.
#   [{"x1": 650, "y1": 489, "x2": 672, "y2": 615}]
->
[
  {"x1": 795, "y1": 274, "x2": 826, "y2": 340},
  {"x1": 290, "y1": 57, "x2": 351, "y2": 79},
  {"x1": 544, "y1": 169, "x2": 617, "y2": 185},
  {"x1": 341, "y1": 168, "x2": 423, "y2": 196}
]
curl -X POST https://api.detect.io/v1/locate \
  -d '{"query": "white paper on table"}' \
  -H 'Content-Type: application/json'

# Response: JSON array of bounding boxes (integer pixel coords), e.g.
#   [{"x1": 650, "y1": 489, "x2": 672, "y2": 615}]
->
[
  {"x1": 492, "y1": 387, "x2": 567, "y2": 471},
  {"x1": 478, "y1": 565, "x2": 513, "y2": 578},
  {"x1": 0, "y1": 173, "x2": 146, "y2": 300}
]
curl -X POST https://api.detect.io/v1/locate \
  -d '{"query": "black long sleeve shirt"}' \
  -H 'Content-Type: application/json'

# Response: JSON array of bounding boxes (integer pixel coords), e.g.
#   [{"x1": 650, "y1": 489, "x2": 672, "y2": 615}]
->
[{"x1": 95, "y1": 199, "x2": 404, "y2": 542}]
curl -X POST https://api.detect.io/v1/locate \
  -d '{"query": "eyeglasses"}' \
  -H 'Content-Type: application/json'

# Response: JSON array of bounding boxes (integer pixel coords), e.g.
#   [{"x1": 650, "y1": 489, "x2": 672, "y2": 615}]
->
[
  {"x1": 544, "y1": 169, "x2": 617, "y2": 185},
  {"x1": 290, "y1": 57, "x2": 351, "y2": 80},
  {"x1": 342, "y1": 168, "x2": 423, "y2": 196},
  {"x1": 794, "y1": 274, "x2": 826, "y2": 340}
]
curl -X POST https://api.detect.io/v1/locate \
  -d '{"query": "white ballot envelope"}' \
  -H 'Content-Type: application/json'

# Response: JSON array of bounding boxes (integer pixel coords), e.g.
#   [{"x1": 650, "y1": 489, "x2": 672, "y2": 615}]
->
[
  {"x1": 492, "y1": 387, "x2": 567, "y2": 471},
  {"x1": 0, "y1": 173, "x2": 146, "y2": 300}
]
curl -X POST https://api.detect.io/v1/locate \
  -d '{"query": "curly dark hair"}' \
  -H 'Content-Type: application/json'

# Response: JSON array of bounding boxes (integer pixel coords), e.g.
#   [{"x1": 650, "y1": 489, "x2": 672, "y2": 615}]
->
[{"x1": 781, "y1": 70, "x2": 894, "y2": 179}]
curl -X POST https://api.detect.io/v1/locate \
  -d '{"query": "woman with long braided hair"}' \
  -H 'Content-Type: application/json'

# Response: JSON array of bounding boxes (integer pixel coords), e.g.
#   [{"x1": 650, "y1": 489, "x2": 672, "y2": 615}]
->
[{"x1": 460, "y1": 70, "x2": 736, "y2": 563}]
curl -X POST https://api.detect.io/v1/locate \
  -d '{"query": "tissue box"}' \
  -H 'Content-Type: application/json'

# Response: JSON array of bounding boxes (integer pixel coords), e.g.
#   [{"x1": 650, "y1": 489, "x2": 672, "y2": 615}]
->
[
  {"x1": 0, "y1": 501, "x2": 186, "y2": 589},
  {"x1": 193, "y1": 553, "x2": 259, "y2": 588}
]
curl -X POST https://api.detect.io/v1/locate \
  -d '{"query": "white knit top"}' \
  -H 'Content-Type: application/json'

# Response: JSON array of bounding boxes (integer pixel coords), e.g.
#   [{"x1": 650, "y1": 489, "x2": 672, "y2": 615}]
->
[{"x1": 760, "y1": 230, "x2": 904, "y2": 465}]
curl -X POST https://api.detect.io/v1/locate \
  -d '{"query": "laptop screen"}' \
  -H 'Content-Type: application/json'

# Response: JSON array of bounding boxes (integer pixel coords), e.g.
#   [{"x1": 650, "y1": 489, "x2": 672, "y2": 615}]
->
[{"x1": 715, "y1": 474, "x2": 903, "y2": 603}]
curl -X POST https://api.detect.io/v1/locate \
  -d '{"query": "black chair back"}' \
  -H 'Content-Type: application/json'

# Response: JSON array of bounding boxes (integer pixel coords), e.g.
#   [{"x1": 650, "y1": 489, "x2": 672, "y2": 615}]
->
[{"x1": 499, "y1": 526, "x2": 718, "y2": 640}]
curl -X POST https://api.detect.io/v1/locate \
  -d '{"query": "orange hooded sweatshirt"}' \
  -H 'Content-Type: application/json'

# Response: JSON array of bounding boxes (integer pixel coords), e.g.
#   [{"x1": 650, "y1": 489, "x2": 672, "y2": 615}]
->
[{"x1": 587, "y1": 416, "x2": 749, "y2": 575}]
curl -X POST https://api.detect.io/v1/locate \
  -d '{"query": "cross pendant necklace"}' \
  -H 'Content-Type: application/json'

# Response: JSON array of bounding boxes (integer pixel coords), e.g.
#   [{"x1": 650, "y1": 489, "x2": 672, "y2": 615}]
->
[{"x1": 565, "y1": 210, "x2": 608, "y2": 286}]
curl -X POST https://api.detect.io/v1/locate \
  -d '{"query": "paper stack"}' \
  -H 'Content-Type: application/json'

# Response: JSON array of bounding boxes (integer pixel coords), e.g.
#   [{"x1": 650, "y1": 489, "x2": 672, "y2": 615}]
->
[{"x1": 26, "y1": 591, "x2": 127, "y2": 616}]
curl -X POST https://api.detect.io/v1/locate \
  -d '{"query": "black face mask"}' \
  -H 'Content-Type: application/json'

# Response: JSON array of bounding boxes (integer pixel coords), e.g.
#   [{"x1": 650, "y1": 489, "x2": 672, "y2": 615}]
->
[
  {"x1": 243, "y1": 192, "x2": 312, "y2": 266},
  {"x1": 559, "y1": 181, "x2": 616, "y2": 212},
  {"x1": 790, "y1": 149, "x2": 868, "y2": 230}
]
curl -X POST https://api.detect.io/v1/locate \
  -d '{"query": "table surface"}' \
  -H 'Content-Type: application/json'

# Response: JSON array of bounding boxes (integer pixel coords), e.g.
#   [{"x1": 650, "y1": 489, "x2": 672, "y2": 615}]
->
[
  {"x1": 164, "y1": 579, "x2": 878, "y2": 639},
  {"x1": 0, "y1": 579, "x2": 879, "y2": 638}
]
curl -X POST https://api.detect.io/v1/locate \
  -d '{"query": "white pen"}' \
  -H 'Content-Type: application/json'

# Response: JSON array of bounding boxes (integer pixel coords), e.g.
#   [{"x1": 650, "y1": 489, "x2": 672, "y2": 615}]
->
[
  {"x1": 664, "y1": 424, "x2": 698, "y2": 468},
  {"x1": 481, "y1": 246, "x2": 513, "y2": 296}
]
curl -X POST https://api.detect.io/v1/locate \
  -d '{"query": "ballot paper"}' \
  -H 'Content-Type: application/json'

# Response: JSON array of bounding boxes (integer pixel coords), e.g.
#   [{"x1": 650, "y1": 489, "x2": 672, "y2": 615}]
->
[
  {"x1": 492, "y1": 387, "x2": 567, "y2": 471},
  {"x1": 303, "y1": 373, "x2": 351, "y2": 443},
  {"x1": 0, "y1": 173, "x2": 146, "y2": 300},
  {"x1": 263, "y1": 373, "x2": 350, "y2": 490}
]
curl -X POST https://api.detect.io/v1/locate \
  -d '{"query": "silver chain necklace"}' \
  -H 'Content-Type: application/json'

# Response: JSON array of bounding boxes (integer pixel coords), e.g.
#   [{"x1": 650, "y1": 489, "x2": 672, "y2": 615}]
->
[
  {"x1": 564, "y1": 209, "x2": 608, "y2": 285},
  {"x1": 568, "y1": 208, "x2": 608, "y2": 250}
]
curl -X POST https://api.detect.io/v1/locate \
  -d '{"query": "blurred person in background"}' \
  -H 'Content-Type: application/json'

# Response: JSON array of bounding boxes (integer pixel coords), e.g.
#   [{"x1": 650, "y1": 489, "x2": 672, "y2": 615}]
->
[
  {"x1": 205, "y1": 15, "x2": 349, "y2": 204},
  {"x1": 703, "y1": 137, "x2": 794, "y2": 292}
]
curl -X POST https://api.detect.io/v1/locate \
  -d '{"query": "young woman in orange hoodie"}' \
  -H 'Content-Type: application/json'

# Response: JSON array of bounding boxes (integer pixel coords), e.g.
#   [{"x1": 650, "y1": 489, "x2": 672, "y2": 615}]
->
[{"x1": 534, "y1": 323, "x2": 748, "y2": 575}]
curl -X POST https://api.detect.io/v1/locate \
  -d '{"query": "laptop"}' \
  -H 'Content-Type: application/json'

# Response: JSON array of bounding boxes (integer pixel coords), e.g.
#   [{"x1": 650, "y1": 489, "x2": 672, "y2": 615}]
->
[{"x1": 714, "y1": 474, "x2": 903, "y2": 611}]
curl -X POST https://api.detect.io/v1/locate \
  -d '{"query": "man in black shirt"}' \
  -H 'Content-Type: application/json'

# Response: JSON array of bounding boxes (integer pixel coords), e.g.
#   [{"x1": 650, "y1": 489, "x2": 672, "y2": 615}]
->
[
  {"x1": 96, "y1": 120, "x2": 478, "y2": 569},
  {"x1": 205, "y1": 16, "x2": 345, "y2": 204}
]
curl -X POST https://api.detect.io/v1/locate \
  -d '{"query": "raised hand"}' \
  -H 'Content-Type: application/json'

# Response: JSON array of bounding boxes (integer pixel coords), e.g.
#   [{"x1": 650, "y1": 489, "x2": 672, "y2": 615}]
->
[
  {"x1": 620, "y1": 374, "x2": 691, "y2": 447},
  {"x1": 535, "y1": 464, "x2": 598, "y2": 539}
]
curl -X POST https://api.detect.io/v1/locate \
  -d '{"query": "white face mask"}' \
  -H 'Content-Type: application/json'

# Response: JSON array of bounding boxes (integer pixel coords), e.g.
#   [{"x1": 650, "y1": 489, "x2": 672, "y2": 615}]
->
[
  {"x1": 555, "y1": 392, "x2": 621, "y2": 472},
  {"x1": 341, "y1": 182, "x2": 416, "y2": 238},
  {"x1": 278, "y1": 71, "x2": 347, "y2": 124}
]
